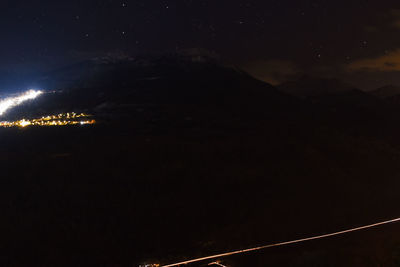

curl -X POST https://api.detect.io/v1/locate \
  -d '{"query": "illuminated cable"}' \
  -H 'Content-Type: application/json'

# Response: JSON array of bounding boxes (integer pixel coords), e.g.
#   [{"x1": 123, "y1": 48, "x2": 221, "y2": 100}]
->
[{"x1": 161, "y1": 217, "x2": 400, "y2": 267}]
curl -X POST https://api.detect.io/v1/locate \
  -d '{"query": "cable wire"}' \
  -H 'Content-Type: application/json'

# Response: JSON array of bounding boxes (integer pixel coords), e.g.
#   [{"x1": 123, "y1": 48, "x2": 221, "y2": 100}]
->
[{"x1": 161, "y1": 217, "x2": 400, "y2": 267}]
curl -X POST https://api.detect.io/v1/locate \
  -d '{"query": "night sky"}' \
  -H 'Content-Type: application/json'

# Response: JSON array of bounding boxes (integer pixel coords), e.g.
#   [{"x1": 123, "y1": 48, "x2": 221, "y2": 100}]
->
[{"x1": 2, "y1": 0, "x2": 400, "y2": 89}]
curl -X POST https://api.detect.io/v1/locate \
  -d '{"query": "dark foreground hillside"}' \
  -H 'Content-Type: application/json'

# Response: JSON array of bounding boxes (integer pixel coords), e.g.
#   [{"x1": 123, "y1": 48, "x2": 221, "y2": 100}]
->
[{"x1": 2, "y1": 58, "x2": 400, "y2": 266}]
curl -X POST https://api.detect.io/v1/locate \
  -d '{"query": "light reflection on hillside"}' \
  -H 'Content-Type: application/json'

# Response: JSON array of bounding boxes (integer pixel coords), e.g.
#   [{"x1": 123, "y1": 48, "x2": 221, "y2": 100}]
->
[
  {"x1": 0, "y1": 90, "x2": 43, "y2": 116},
  {"x1": 0, "y1": 112, "x2": 95, "y2": 128}
]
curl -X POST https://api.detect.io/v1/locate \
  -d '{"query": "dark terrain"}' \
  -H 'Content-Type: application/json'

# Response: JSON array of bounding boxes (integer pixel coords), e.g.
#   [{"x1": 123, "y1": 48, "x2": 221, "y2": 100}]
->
[{"x1": 2, "y1": 55, "x2": 400, "y2": 266}]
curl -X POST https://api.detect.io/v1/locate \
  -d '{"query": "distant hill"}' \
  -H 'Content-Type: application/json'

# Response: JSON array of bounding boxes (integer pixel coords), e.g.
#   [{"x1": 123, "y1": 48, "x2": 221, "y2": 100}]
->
[
  {"x1": 277, "y1": 76, "x2": 357, "y2": 97},
  {"x1": 370, "y1": 85, "x2": 400, "y2": 98},
  {"x1": 277, "y1": 76, "x2": 383, "y2": 113}
]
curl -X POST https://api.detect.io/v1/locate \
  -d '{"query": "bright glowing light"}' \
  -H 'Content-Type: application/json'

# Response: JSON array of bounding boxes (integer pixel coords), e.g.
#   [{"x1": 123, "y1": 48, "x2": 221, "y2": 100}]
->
[
  {"x1": 0, "y1": 113, "x2": 95, "y2": 128},
  {"x1": 19, "y1": 119, "x2": 31, "y2": 128},
  {"x1": 0, "y1": 89, "x2": 43, "y2": 116}
]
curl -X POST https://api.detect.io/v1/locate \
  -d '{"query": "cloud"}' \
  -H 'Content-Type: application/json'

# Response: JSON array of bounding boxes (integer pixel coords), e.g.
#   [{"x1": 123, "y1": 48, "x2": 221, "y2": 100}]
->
[
  {"x1": 363, "y1": 9, "x2": 400, "y2": 32},
  {"x1": 346, "y1": 49, "x2": 400, "y2": 72},
  {"x1": 391, "y1": 9, "x2": 400, "y2": 29},
  {"x1": 242, "y1": 60, "x2": 299, "y2": 85}
]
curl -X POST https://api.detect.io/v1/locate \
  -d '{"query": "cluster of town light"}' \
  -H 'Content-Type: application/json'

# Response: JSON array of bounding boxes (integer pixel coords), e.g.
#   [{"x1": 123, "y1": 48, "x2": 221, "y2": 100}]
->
[{"x1": 0, "y1": 112, "x2": 95, "y2": 128}]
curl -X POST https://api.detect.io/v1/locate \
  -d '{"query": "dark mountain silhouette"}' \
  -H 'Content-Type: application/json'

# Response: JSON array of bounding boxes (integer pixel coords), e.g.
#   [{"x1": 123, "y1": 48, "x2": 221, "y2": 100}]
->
[
  {"x1": 277, "y1": 76, "x2": 383, "y2": 114},
  {"x1": 278, "y1": 76, "x2": 356, "y2": 97},
  {"x1": 8, "y1": 56, "x2": 307, "y2": 127},
  {"x1": 369, "y1": 85, "x2": 400, "y2": 110},
  {"x1": 370, "y1": 85, "x2": 400, "y2": 98},
  {"x1": 3, "y1": 56, "x2": 400, "y2": 266}
]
